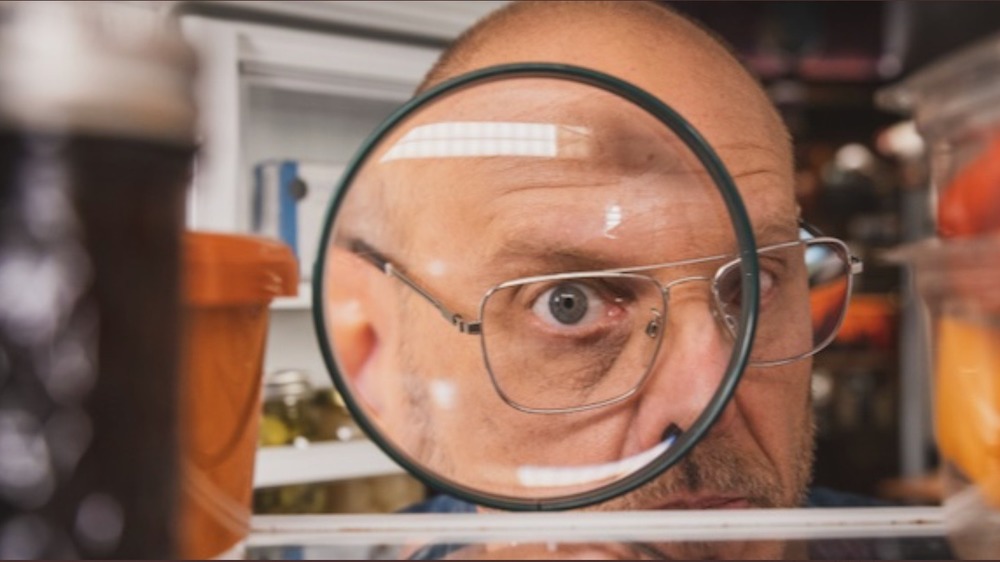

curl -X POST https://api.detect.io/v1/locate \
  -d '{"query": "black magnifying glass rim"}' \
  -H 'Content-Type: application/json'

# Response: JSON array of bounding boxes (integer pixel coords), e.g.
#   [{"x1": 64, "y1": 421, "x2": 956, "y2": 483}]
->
[{"x1": 312, "y1": 62, "x2": 760, "y2": 511}]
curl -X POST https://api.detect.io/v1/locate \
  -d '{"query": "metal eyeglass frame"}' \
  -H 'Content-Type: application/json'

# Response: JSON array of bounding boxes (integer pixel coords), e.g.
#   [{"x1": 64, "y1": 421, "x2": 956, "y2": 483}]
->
[{"x1": 350, "y1": 234, "x2": 863, "y2": 416}]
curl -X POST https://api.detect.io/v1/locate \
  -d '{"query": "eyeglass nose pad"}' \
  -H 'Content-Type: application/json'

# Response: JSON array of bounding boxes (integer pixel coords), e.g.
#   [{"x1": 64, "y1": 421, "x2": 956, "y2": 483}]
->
[
  {"x1": 645, "y1": 315, "x2": 661, "y2": 339},
  {"x1": 710, "y1": 304, "x2": 739, "y2": 340},
  {"x1": 647, "y1": 284, "x2": 673, "y2": 340}
]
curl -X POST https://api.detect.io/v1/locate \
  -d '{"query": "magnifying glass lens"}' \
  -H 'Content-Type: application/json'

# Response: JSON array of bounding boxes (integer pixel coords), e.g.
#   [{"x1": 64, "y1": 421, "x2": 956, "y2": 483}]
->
[{"x1": 318, "y1": 68, "x2": 758, "y2": 509}]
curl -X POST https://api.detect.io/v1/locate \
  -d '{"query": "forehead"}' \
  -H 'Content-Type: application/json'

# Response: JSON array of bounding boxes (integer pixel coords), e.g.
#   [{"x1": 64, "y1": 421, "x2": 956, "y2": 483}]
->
[
  {"x1": 382, "y1": 80, "x2": 689, "y2": 168},
  {"x1": 352, "y1": 77, "x2": 795, "y2": 280}
]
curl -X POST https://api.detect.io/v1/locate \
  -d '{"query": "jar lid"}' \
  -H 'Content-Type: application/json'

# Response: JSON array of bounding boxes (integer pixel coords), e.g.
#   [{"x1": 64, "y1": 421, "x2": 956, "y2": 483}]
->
[
  {"x1": 184, "y1": 232, "x2": 298, "y2": 306},
  {"x1": 263, "y1": 370, "x2": 314, "y2": 402},
  {"x1": 876, "y1": 32, "x2": 1000, "y2": 137}
]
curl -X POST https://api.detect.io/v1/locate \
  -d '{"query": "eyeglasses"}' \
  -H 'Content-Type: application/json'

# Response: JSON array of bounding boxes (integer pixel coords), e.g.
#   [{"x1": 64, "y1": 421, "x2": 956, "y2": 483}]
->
[{"x1": 350, "y1": 235, "x2": 862, "y2": 415}]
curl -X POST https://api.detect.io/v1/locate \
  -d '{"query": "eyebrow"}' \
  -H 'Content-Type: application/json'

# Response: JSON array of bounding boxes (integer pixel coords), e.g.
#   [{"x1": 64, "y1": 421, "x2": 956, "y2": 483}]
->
[
  {"x1": 486, "y1": 218, "x2": 799, "y2": 280},
  {"x1": 349, "y1": 239, "x2": 390, "y2": 271},
  {"x1": 491, "y1": 244, "x2": 628, "y2": 278}
]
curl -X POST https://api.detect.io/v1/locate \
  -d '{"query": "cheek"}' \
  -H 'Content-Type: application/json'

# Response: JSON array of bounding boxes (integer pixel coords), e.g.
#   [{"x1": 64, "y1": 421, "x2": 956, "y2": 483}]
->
[
  {"x1": 400, "y1": 309, "x2": 521, "y2": 464},
  {"x1": 406, "y1": 314, "x2": 639, "y2": 472},
  {"x1": 735, "y1": 362, "x2": 813, "y2": 462}
]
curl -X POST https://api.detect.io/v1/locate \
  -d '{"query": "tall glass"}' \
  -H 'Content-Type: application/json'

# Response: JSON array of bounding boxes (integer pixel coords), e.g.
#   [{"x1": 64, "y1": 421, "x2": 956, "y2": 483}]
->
[{"x1": 0, "y1": 3, "x2": 196, "y2": 558}]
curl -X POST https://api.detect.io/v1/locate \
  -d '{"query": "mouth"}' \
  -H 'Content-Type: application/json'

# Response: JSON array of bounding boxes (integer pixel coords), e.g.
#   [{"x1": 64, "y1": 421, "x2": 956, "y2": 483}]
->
[{"x1": 653, "y1": 496, "x2": 751, "y2": 510}]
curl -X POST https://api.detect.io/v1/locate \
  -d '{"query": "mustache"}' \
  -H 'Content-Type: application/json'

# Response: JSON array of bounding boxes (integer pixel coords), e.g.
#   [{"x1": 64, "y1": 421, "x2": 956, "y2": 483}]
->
[{"x1": 597, "y1": 433, "x2": 791, "y2": 511}]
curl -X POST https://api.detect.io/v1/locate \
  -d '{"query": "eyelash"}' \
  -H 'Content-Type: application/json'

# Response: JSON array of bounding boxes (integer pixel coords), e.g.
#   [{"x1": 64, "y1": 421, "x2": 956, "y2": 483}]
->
[{"x1": 521, "y1": 278, "x2": 635, "y2": 308}]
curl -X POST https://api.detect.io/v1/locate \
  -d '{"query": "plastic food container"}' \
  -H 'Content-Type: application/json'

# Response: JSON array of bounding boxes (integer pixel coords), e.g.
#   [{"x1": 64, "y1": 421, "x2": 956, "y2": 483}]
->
[
  {"x1": 879, "y1": 32, "x2": 1000, "y2": 559},
  {"x1": 178, "y1": 232, "x2": 297, "y2": 559}
]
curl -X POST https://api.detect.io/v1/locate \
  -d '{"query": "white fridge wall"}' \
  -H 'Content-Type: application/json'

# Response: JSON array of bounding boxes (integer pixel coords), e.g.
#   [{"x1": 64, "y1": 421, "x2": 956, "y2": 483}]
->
[
  {"x1": 180, "y1": 13, "x2": 451, "y2": 388},
  {"x1": 183, "y1": 16, "x2": 443, "y2": 232},
  {"x1": 266, "y1": 310, "x2": 331, "y2": 389}
]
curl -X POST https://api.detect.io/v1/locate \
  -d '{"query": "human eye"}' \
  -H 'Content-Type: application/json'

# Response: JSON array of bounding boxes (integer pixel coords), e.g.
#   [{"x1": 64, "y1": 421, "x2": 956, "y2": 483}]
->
[
  {"x1": 756, "y1": 246, "x2": 801, "y2": 311},
  {"x1": 757, "y1": 264, "x2": 780, "y2": 305},
  {"x1": 527, "y1": 279, "x2": 630, "y2": 336},
  {"x1": 716, "y1": 255, "x2": 786, "y2": 311}
]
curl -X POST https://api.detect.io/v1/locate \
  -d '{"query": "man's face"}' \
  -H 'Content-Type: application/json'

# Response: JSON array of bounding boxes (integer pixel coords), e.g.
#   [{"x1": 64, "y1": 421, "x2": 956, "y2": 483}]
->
[{"x1": 326, "y1": 69, "x2": 812, "y2": 518}]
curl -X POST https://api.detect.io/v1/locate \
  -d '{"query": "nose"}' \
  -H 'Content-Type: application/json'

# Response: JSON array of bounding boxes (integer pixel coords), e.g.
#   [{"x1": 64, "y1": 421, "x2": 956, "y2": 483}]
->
[{"x1": 623, "y1": 278, "x2": 738, "y2": 456}]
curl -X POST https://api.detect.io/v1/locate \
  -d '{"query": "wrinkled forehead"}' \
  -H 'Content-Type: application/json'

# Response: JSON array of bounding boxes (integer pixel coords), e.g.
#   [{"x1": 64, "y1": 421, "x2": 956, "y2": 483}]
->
[{"x1": 346, "y1": 78, "x2": 785, "y2": 277}]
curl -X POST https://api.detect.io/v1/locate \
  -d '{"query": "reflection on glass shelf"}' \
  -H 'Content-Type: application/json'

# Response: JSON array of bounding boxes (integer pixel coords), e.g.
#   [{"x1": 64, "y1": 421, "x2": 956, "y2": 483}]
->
[{"x1": 254, "y1": 439, "x2": 403, "y2": 488}]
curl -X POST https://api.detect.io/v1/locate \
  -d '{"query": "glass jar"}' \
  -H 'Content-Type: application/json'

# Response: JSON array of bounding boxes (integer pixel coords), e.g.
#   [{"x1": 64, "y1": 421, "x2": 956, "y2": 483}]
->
[
  {"x1": 256, "y1": 370, "x2": 325, "y2": 514},
  {"x1": 260, "y1": 370, "x2": 318, "y2": 447},
  {"x1": 255, "y1": 372, "x2": 425, "y2": 515},
  {"x1": 879, "y1": 32, "x2": 1000, "y2": 559}
]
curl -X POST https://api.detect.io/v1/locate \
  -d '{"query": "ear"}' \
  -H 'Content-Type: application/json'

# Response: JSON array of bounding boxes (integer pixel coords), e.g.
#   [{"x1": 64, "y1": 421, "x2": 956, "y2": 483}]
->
[{"x1": 324, "y1": 246, "x2": 383, "y2": 414}]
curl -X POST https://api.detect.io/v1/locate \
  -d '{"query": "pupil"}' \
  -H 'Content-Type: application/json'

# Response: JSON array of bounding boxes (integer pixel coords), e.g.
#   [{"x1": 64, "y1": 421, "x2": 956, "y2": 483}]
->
[{"x1": 549, "y1": 284, "x2": 588, "y2": 324}]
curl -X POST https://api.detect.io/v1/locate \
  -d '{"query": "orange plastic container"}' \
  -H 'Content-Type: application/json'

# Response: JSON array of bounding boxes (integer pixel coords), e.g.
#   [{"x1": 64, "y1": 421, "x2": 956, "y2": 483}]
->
[{"x1": 178, "y1": 232, "x2": 297, "y2": 559}]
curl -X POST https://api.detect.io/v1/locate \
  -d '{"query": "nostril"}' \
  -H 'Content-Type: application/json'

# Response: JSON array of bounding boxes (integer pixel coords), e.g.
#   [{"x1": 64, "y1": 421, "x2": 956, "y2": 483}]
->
[{"x1": 661, "y1": 422, "x2": 682, "y2": 444}]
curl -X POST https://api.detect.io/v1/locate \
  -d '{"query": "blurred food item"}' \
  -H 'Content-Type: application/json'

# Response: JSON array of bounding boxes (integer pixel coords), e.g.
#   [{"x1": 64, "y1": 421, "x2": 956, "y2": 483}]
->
[
  {"x1": 934, "y1": 315, "x2": 1000, "y2": 507},
  {"x1": 178, "y1": 233, "x2": 297, "y2": 560},
  {"x1": 938, "y1": 136, "x2": 1000, "y2": 237},
  {"x1": 260, "y1": 370, "x2": 317, "y2": 447},
  {"x1": 254, "y1": 375, "x2": 424, "y2": 514},
  {"x1": 257, "y1": 371, "x2": 363, "y2": 448},
  {"x1": 833, "y1": 294, "x2": 897, "y2": 350},
  {"x1": 902, "y1": 233, "x2": 1000, "y2": 560},
  {"x1": 312, "y1": 387, "x2": 364, "y2": 442},
  {"x1": 905, "y1": 234, "x2": 1000, "y2": 507},
  {"x1": 259, "y1": 414, "x2": 292, "y2": 447}
]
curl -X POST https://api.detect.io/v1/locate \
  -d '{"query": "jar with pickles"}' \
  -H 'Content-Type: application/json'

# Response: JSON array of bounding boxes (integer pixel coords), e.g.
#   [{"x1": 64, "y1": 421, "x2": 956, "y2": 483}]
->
[{"x1": 255, "y1": 370, "x2": 425, "y2": 514}]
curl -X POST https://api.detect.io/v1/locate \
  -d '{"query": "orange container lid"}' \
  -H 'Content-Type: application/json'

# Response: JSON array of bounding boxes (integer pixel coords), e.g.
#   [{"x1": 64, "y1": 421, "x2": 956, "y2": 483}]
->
[{"x1": 183, "y1": 231, "x2": 298, "y2": 306}]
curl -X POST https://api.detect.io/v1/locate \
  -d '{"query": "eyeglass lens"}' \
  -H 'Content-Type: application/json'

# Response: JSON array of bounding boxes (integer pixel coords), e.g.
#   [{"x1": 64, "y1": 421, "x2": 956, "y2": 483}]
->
[
  {"x1": 481, "y1": 240, "x2": 852, "y2": 411},
  {"x1": 481, "y1": 274, "x2": 666, "y2": 411},
  {"x1": 715, "y1": 240, "x2": 852, "y2": 366}
]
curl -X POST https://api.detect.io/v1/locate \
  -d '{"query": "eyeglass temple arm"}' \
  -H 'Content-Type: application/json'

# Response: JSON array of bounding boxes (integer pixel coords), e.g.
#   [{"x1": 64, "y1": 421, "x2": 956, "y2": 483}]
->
[
  {"x1": 348, "y1": 240, "x2": 482, "y2": 335},
  {"x1": 800, "y1": 219, "x2": 864, "y2": 275},
  {"x1": 849, "y1": 255, "x2": 863, "y2": 274}
]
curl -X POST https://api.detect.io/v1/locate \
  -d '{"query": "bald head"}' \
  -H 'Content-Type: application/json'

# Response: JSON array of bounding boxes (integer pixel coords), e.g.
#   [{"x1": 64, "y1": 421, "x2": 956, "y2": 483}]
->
[
  {"x1": 341, "y1": 1, "x2": 798, "y2": 248},
  {"x1": 419, "y1": 1, "x2": 739, "y2": 92},
  {"x1": 417, "y1": 1, "x2": 792, "y2": 200}
]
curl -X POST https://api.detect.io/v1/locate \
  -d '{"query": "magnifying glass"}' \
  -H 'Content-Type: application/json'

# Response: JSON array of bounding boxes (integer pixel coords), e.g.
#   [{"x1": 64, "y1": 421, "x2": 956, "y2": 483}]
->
[{"x1": 313, "y1": 64, "x2": 760, "y2": 510}]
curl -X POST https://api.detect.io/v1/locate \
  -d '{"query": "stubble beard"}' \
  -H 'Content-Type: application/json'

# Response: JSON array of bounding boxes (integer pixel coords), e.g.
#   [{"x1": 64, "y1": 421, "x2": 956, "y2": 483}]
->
[{"x1": 597, "y1": 413, "x2": 817, "y2": 512}]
